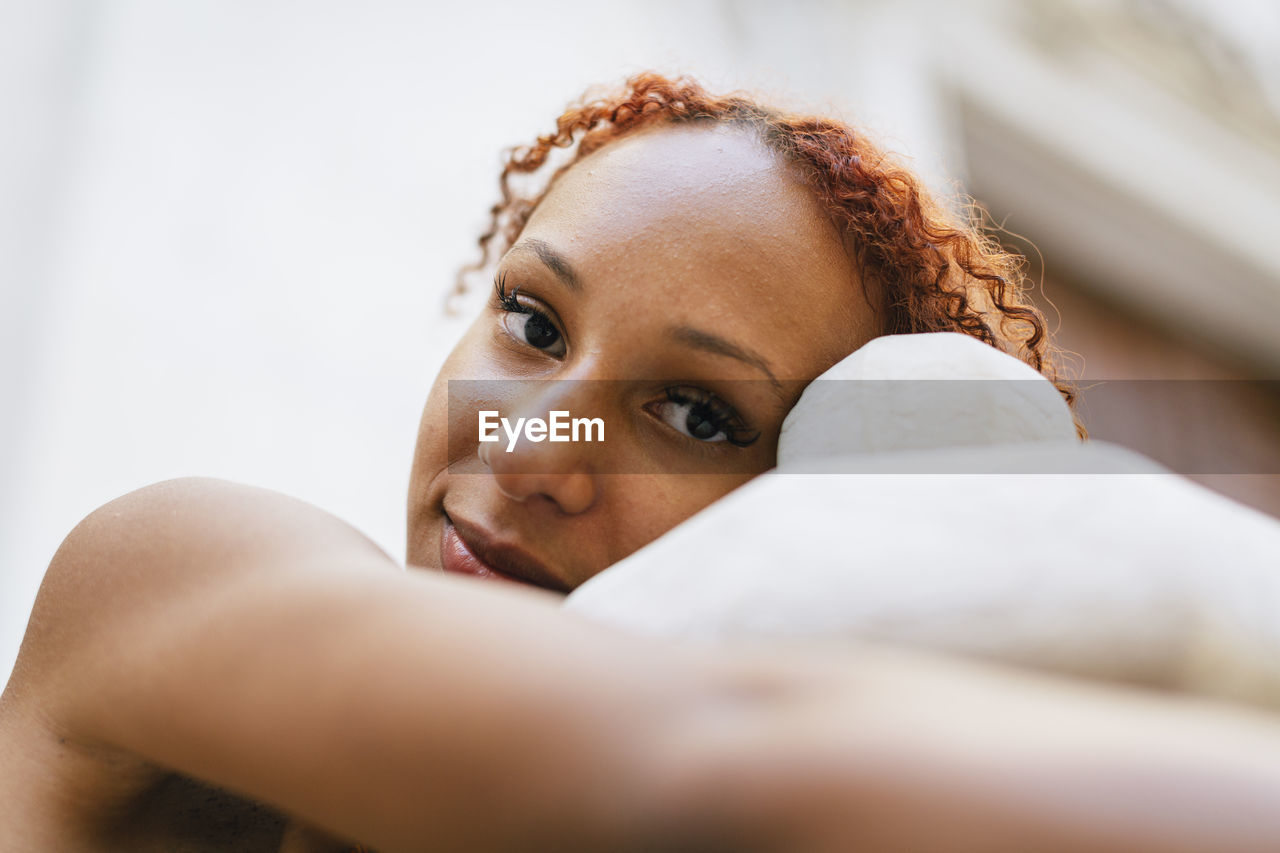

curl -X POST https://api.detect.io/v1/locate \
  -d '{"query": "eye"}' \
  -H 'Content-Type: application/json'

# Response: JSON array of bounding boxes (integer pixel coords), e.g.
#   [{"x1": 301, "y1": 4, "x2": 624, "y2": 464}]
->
[
  {"x1": 649, "y1": 387, "x2": 760, "y2": 447},
  {"x1": 495, "y1": 275, "x2": 565, "y2": 357},
  {"x1": 502, "y1": 309, "x2": 564, "y2": 355}
]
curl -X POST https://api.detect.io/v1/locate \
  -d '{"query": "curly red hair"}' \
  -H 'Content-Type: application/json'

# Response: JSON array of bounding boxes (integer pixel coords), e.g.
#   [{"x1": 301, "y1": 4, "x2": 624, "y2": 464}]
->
[{"x1": 454, "y1": 72, "x2": 1078, "y2": 417}]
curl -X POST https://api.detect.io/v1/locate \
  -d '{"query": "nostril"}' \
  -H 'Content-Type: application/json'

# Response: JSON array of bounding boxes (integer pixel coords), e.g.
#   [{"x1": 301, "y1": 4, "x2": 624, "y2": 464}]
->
[
  {"x1": 487, "y1": 465, "x2": 597, "y2": 514},
  {"x1": 490, "y1": 470, "x2": 531, "y2": 503}
]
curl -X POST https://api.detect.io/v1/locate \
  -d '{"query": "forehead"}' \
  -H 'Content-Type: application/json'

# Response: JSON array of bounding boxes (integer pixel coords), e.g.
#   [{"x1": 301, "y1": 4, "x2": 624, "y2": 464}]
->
[
  {"x1": 514, "y1": 124, "x2": 874, "y2": 374},
  {"x1": 527, "y1": 124, "x2": 837, "y2": 275}
]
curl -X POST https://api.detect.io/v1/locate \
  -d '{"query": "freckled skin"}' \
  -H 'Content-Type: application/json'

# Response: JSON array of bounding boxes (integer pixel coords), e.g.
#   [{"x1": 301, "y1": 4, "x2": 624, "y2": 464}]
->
[{"x1": 407, "y1": 124, "x2": 880, "y2": 589}]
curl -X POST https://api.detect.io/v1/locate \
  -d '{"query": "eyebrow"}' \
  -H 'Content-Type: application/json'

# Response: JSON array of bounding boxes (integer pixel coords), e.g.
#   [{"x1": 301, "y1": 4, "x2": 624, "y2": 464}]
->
[
  {"x1": 506, "y1": 239, "x2": 786, "y2": 401},
  {"x1": 506, "y1": 238, "x2": 581, "y2": 292},
  {"x1": 667, "y1": 326, "x2": 785, "y2": 398}
]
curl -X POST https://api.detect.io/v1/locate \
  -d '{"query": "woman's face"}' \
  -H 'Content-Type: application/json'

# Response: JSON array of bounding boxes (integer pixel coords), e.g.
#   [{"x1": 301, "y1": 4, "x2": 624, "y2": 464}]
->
[{"x1": 407, "y1": 124, "x2": 879, "y2": 591}]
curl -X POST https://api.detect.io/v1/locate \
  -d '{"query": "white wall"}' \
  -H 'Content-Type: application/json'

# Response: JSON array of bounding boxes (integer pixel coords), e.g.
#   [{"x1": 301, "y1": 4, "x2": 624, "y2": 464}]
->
[{"x1": 0, "y1": 0, "x2": 952, "y2": 685}]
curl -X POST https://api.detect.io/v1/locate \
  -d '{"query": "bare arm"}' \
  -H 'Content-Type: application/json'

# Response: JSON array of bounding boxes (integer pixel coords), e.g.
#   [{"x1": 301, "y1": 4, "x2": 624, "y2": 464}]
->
[
  {"x1": 9, "y1": 477, "x2": 1280, "y2": 852},
  {"x1": 15, "y1": 478, "x2": 716, "y2": 850}
]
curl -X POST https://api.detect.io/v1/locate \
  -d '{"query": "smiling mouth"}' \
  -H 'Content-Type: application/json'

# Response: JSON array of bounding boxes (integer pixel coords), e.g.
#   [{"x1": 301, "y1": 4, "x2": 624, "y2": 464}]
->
[{"x1": 440, "y1": 513, "x2": 569, "y2": 593}]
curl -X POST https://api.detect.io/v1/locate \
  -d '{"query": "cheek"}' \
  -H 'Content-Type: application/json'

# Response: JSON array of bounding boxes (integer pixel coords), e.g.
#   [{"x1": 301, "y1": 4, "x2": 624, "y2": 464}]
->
[
  {"x1": 404, "y1": 377, "x2": 452, "y2": 563},
  {"x1": 589, "y1": 473, "x2": 755, "y2": 574},
  {"x1": 652, "y1": 473, "x2": 755, "y2": 523},
  {"x1": 417, "y1": 316, "x2": 501, "y2": 435},
  {"x1": 408, "y1": 322, "x2": 494, "y2": 494},
  {"x1": 412, "y1": 377, "x2": 451, "y2": 474}
]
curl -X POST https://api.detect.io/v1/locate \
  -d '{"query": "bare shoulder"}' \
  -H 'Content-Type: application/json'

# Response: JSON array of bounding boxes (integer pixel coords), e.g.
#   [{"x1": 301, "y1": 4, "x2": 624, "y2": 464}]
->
[
  {"x1": 0, "y1": 478, "x2": 398, "y2": 848},
  {"x1": 5, "y1": 477, "x2": 397, "y2": 727}
]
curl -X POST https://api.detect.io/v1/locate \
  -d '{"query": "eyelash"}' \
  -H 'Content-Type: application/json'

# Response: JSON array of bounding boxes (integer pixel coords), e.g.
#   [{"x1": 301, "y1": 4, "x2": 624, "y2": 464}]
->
[
  {"x1": 493, "y1": 273, "x2": 758, "y2": 450},
  {"x1": 494, "y1": 272, "x2": 524, "y2": 313},
  {"x1": 661, "y1": 386, "x2": 761, "y2": 448}
]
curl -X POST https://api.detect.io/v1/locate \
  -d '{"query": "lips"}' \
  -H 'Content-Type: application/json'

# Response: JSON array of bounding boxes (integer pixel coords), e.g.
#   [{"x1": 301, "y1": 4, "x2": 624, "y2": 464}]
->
[{"x1": 440, "y1": 513, "x2": 568, "y2": 592}]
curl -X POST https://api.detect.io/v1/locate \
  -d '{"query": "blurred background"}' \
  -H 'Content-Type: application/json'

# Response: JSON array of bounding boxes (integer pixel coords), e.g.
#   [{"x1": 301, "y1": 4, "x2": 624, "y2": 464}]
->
[{"x1": 3, "y1": 0, "x2": 1278, "y2": 684}]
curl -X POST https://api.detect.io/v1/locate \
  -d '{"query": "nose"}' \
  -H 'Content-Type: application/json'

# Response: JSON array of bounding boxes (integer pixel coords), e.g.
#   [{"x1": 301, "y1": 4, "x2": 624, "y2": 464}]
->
[{"x1": 478, "y1": 383, "x2": 601, "y2": 515}]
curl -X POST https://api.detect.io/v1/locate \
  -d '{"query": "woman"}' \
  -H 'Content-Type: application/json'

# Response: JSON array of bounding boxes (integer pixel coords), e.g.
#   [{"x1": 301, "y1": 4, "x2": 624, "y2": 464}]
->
[
  {"x1": 409, "y1": 72, "x2": 1071, "y2": 588},
  {"x1": 2, "y1": 73, "x2": 1279, "y2": 852}
]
